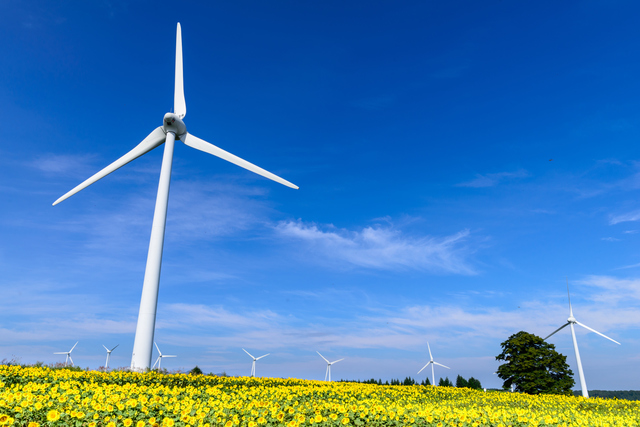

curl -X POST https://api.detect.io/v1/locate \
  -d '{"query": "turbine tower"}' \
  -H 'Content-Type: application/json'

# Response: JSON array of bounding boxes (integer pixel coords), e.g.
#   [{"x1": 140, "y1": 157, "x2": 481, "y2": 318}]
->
[
  {"x1": 545, "y1": 280, "x2": 620, "y2": 398},
  {"x1": 54, "y1": 342, "x2": 78, "y2": 367},
  {"x1": 53, "y1": 23, "x2": 298, "y2": 370},
  {"x1": 242, "y1": 348, "x2": 269, "y2": 377},
  {"x1": 152, "y1": 342, "x2": 176, "y2": 370},
  {"x1": 103, "y1": 344, "x2": 119, "y2": 369},
  {"x1": 417, "y1": 342, "x2": 450, "y2": 386},
  {"x1": 317, "y1": 351, "x2": 344, "y2": 382}
]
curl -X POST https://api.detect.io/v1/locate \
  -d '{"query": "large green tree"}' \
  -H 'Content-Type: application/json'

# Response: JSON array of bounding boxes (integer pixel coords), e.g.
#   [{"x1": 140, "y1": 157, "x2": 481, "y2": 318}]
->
[{"x1": 496, "y1": 331, "x2": 574, "y2": 395}]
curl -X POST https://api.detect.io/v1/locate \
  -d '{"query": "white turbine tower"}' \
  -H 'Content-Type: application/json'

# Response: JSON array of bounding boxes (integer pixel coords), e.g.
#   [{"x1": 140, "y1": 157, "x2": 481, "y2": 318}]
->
[
  {"x1": 54, "y1": 342, "x2": 78, "y2": 367},
  {"x1": 544, "y1": 280, "x2": 620, "y2": 398},
  {"x1": 152, "y1": 342, "x2": 176, "y2": 370},
  {"x1": 53, "y1": 23, "x2": 298, "y2": 371},
  {"x1": 417, "y1": 342, "x2": 450, "y2": 386},
  {"x1": 103, "y1": 344, "x2": 119, "y2": 369},
  {"x1": 242, "y1": 348, "x2": 269, "y2": 377},
  {"x1": 317, "y1": 351, "x2": 344, "y2": 382}
]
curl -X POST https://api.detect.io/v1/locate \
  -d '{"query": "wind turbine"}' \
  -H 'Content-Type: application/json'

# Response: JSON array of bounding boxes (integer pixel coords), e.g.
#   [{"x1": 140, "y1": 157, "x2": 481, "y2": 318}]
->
[
  {"x1": 152, "y1": 342, "x2": 176, "y2": 370},
  {"x1": 54, "y1": 342, "x2": 78, "y2": 367},
  {"x1": 417, "y1": 342, "x2": 450, "y2": 386},
  {"x1": 242, "y1": 348, "x2": 269, "y2": 377},
  {"x1": 317, "y1": 351, "x2": 344, "y2": 382},
  {"x1": 544, "y1": 280, "x2": 620, "y2": 398},
  {"x1": 53, "y1": 23, "x2": 298, "y2": 371},
  {"x1": 103, "y1": 344, "x2": 119, "y2": 369}
]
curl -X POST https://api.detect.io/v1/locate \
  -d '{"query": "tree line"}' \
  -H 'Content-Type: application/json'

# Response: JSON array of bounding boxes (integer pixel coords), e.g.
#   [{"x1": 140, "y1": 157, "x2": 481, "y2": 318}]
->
[{"x1": 340, "y1": 375, "x2": 482, "y2": 389}]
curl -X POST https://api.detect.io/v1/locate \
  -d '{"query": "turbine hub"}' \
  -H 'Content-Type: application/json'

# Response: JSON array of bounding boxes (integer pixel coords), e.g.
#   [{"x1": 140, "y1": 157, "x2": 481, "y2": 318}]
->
[
  {"x1": 568, "y1": 315, "x2": 576, "y2": 323},
  {"x1": 163, "y1": 113, "x2": 187, "y2": 140}
]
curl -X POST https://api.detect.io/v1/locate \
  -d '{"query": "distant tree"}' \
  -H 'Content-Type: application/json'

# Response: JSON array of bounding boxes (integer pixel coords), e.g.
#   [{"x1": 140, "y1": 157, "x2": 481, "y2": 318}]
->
[
  {"x1": 438, "y1": 377, "x2": 453, "y2": 387},
  {"x1": 403, "y1": 376, "x2": 416, "y2": 386},
  {"x1": 189, "y1": 366, "x2": 203, "y2": 375},
  {"x1": 467, "y1": 377, "x2": 482, "y2": 390},
  {"x1": 456, "y1": 375, "x2": 469, "y2": 388},
  {"x1": 421, "y1": 377, "x2": 431, "y2": 386},
  {"x1": 496, "y1": 331, "x2": 574, "y2": 395}
]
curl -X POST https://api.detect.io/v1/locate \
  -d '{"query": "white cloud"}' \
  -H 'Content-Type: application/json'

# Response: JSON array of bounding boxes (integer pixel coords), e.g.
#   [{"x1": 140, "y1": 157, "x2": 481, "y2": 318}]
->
[
  {"x1": 275, "y1": 220, "x2": 476, "y2": 274},
  {"x1": 610, "y1": 210, "x2": 640, "y2": 225},
  {"x1": 457, "y1": 170, "x2": 529, "y2": 188}
]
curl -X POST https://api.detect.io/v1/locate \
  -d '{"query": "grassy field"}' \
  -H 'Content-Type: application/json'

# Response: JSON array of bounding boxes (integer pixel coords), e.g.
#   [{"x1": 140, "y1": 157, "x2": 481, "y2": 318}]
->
[{"x1": 0, "y1": 365, "x2": 638, "y2": 426}]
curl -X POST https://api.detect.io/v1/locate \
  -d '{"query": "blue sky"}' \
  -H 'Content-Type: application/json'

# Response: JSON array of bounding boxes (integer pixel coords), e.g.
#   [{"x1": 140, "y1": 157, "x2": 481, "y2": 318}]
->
[{"x1": 1, "y1": 1, "x2": 640, "y2": 390}]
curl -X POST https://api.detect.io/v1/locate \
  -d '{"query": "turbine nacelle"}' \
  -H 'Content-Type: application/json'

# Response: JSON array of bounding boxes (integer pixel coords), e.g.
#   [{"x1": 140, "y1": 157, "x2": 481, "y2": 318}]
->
[
  {"x1": 163, "y1": 113, "x2": 187, "y2": 140},
  {"x1": 568, "y1": 315, "x2": 576, "y2": 324}
]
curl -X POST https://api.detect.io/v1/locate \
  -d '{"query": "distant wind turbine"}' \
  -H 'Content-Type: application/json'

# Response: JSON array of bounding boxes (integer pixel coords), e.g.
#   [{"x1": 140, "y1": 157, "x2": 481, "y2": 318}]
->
[
  {"x1": 52, "y1": 23, "x2": 298, "y2": 371},
  {"x1": 242, "y1": 349, "x2": 269, "y2": 377},
  {"x1": 54, "y1": 342, "x2": 78, "y2": 367},
  {"x1": 545, "y1": 279, "x2": 620, "y2": 398},
  {"x1": 417, "y1": 342, "x2": 450, "y2": 386},
  {"x1": 317, "y1": 351, "x2": 344, "y2": 382},
  {"x1": 152, "y1": 342, "x2": 176, "y2": 370},
  {"x1": 103, "y1": 344, "x2": 119, "y2": 369}
]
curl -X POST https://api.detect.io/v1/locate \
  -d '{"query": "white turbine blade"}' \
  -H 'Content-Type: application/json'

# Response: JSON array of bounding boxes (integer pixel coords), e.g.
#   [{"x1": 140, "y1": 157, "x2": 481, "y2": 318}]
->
[
  {"x1": 183, "y1": 133, "x2": 299, "y2": 189},
  {"x1": 331, "y1": 358, "x2": 344, "y2": 365},
  {"x1": 544, "y1": 322, "x2": 570, "y2": 340},
  {"x1": 417, "y1": 361, "x2": 431, "y2": 374},
  {"x1": 164, "y1": 355, "x2": 177, "y2": 358},
  {"x1": 566, "y1": 278, "x2": 574, "y2": 316},
  {"x1": 110, "y1": 344, "x2": 119, "y2": 352},
  {"x1": 242, "y1": 348, "x2": 256, "y2": 359},
  {"x1": 427, "y1": 342, "x2": 434, "y2": 360},
  {"x1": 174, "y1": 23, "x2": 186, "y2": 119},
  {"x1": 53, "y1": 352, "x2": 67, "y2": 354},
  {"x1": 53, "y1": 127, "x2": 167, "y2": 206},
  {"x1": 256, "y1": 353, "x2": 270, "y2": 360},
  {"x1": 69, "y1": 341, "x2": 79, "y2": 352},
  {"x1": 434, "y1": 362, "x2": 450, "y2": 369},
  {"x1": 575, "y1": 321, "x2": 621, "y2": 345},
  {"x1": 68, "y1": 355, "x2": 74, "y2": 366},
  {"x1": 154, "y1": 342, "x2": 162, "y2": 356},
  {"x1": 103, "y1": 345, "x2": 109, "y2": 352},
  {"x1": 152, "y1": 357, "x2": 159, "y2": 369},
  {"x1": 316, "y1": 351, "x2": 329, "y2": 363}
]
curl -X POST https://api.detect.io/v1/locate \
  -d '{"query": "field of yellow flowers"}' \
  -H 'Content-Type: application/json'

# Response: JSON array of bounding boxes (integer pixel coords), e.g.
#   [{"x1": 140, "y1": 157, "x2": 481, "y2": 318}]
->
[{"x1": 0, "y1": 365, "x2": 638, "y2": 426}]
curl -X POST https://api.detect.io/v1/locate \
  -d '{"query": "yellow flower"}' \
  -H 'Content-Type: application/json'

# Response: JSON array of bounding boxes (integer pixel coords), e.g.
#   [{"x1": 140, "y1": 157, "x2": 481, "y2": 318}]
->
[
  {"x1": 124, "y1": 419, "x2": 133, "y2": 427},
  {"x1": 137, "y1": 422, "x2": 145, "y2": 427},
  {"x1": 107, "y1": 422, "x2": 116, "y2": 427},
  {"x1": 28, "y1": 423, "x2": 39, "y2": 427},
  {"x1": 341, "y1": 417, "x2": 350, "y2": 425},
  {"x1": 162, "y1": 418, "x2": 175, "y2": 427},
  {"x1": 47, "y1": 410, "x2": 61, "y2": 422}
]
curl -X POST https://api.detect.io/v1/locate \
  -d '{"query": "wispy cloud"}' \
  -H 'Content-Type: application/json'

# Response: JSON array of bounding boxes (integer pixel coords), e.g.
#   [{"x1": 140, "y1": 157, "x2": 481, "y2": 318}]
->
[
  {"x1": 275, "y1": 220, "x2": 476, "y2": 274},
  {"x1": 457, "y1": 170, "x2": 529, "y2": 188},
  {"x1": 29, "y1": 154, "x2": 97, "y2": 176},
  {"x1": 610, "y1": 210, "x2": 640, "y2": 225}
]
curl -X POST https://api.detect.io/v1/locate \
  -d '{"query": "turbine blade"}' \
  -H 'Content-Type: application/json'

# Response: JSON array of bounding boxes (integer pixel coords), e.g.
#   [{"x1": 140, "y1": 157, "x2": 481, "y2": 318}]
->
[
  {"x1": 427, "y1": 342, "x2": 433, "y2": 360},
  {"x1": 53, "y1": 352, "x2": 67, "y2": 354},
  {"x1": 567, "y1": 278, "x2": 574, "y2": 316},
  {"x1": 70, "y1": 341, "x2": 78, "y2": 352},
  {"x1": 154, "y1": 342, "x2": 162, "y2": 356},
  {"x1": 183, "y1": 133, "x2": 299, "y2": 189},
  {"x1": 544, "y1": 322, "x2": 570, "y2": 340},
  {"x1": 417, "y1": 362, "x2": 430, "y2": 374},
  {"x1": 103, "y1": 345, "x2": 109, "y2": 352},
  {"x1": 174, "y1": 23, "x2": 186, "y2": 118},
  {"x1": 331, "y1": 358, "x2": 344, "y2": 365},
  {"x1": 111, "y1": 344, "x2": 119, "y2": 351},
  {"x1": 256, "y1": 353, "x2": 270, "y2": 360},
  {"x1": 53, "y1": 127, "x2": 166, "y2": 205},
  {"x1": 575, "y1": 321, "x2": 621, "y2": 345},
  {"x1": 243, "y1": 348, "x2": 255, "y2": 359},
  {"x1": 164, "y1": 355, "x2": 177, "y2": 358},
  {"x1": 434, "y1": 362, "x2": 450, "y2": 369},
  {"x1": 316, "y1": 351, "x2": 329, "y2": 363}
]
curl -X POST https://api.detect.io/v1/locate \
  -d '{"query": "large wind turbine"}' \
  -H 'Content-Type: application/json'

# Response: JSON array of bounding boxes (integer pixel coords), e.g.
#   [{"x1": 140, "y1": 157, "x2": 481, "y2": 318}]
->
[
  {"x1": 53, "y1": 23, "x2": 298, "y2": 370},
  {"x1": 242, "y1": 348, "x2": 269, "y2": 377},
  {"x1": 417, "y1": 342, "x2": 450, "y2": 386},
  {"x1": 544, "y1": 281, "x2": 620, "y2": 398},
  {"x1": 152, "y1": 342, "x2": 176, "y2": 370},
  {"x1": 54, "y1": 342, "x2": 78, "y2": 367},
  {"x1": 317, "y1": 351, "x2": 344, "y2": 382},
  {"x1": 103, "y1": 344, "x2": 119, "y2": 369}
]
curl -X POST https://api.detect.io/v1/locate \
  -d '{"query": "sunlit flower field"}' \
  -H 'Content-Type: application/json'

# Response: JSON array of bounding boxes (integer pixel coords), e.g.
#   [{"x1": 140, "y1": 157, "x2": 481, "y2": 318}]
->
[{"x1": 0, "y1": 365, "x2": 637, "y2": 426}]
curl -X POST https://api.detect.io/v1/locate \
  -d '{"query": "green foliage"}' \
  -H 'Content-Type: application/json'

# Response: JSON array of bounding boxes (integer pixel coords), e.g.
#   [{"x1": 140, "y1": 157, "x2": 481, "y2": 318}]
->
[
  {"x1": 456, "y1": 375, "x2": 468, "y2": 388},
  {"x1": 421, "y1": 377, "x2": 431, "y2": 386},
  {"x1": 576, "y1": 390, "x2": 640, "y2": 401},
  {"x1": 496, "y1": 331, "x2": 574, "y2": 395},
  {"x1": 189, "y1": 365, "x2": 203, "y2": 375},
  {"x1": 438, "y1": 377, "x2": 453, "y2": 387},
  {"x1": 468, "y1": 377, "x2": 482, "y2": 390}
]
